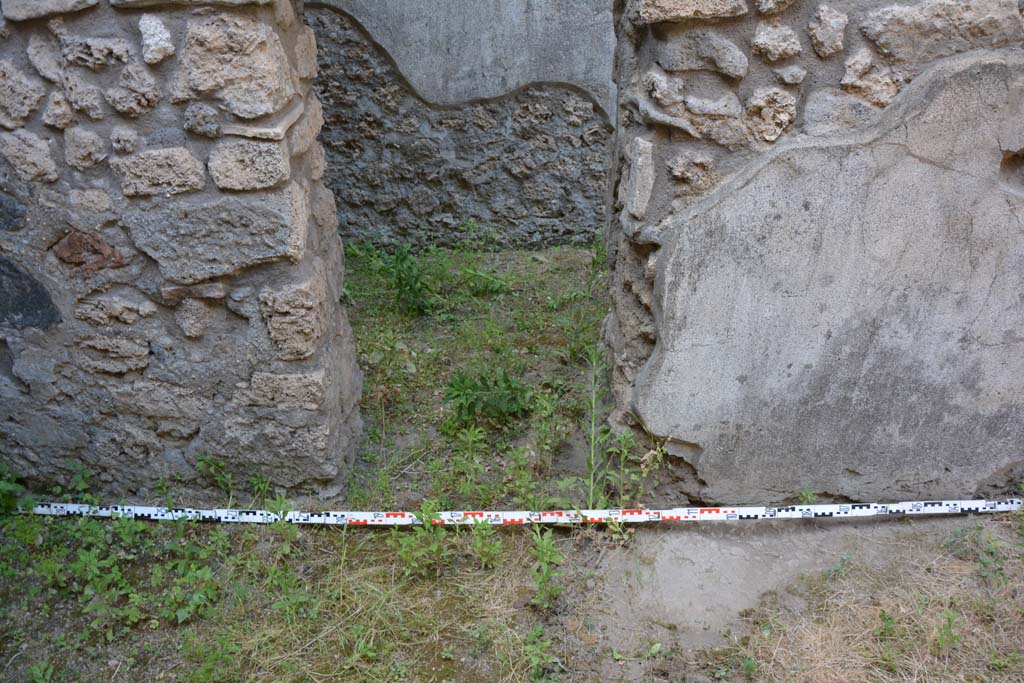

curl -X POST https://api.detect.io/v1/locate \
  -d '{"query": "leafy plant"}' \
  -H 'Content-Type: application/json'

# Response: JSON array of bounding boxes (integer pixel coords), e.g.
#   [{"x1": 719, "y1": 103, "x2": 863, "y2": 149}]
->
[
  {"x1": 388, "y1": 501, "x2": 451, "y2": 578},
  {"x1": 195, "y1": 454, "x2": 234, "y2": 508},
  {"x1": 445, "y1": 367, "x2": 532, "y2": 426},
  {"x1": 247, "y1": 474, "x2": 271, "y2": 506},
  {"x1": 462, "y1": 267, "x2": 511, "y2": 296},
  {"x1": 26, "y1": 661, "x2": 57, "y2": 683},
  {"x1": 529, "y1": 527, "x2": 564, "y2": 610},
  {"x1": 525, "y1": 624, "x2": 559, "y2": 682},
  {"x1": 798, "y1": 487, "x2": 818, "y2": 506},
  {"x1": 606, "y1": 429, "x2": 641, "y2": 508},
  {"x1": 934, "y1": 609, "x2": 962, "y2": 653},
  {"x1": 385, "y1": 243, "x2": 433, "y2": 315},
  {"x1": 0, "y1": 464, "x2": 26, "y2": 515},
  {"x1": 583, "y1": 345, "x2": 610, "y2": 510},
  {"x1": 469, "y1": 520, "x2": 502, "y2": 570}
]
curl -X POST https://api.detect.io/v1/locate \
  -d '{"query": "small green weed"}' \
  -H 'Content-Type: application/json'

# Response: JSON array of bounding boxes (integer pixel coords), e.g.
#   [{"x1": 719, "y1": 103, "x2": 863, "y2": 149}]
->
[
  {"x1": 26, "y1": 661, "x2": 57, "y2": 683},
  {"x1": 388, "y1": 501, "x2": 452, "y2": 578},
  {"x1": 798, "y1": 487, "x2": 818, "y2": 506},
  {"x1": 195, "y1": 454, "x2": 234, "y2": 508},
  {"x1": 386, "y1": 243, "x2": 433, "y2": 315},
  {"x1": 525, "y1": 624, "x2": 559, "y2": 682},
  {"x1": 445, "y1": 367, "x2": 532, "y2": 426},
  {"x1": 529, "y1": 527, "x2": 564, "y2": 610},
  {"x1": 469, "y1": 520, "x2": 502, "y2": 570},
  {"x1": 933, "y1": 609, "x2": 962, "y2": 654}
]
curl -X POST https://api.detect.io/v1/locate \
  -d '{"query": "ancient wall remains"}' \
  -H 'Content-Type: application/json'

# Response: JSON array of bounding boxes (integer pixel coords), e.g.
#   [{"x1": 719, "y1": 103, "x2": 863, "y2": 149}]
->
[
  {"x1": 306, "y1": 1, "x2": 615, "y2": 248},
  {"x1": 609, "y1": 0, "x2": 1024, "y2": 504},
  {"x1": 0, "y1": 0, "x2": 361, "y2": 498}
]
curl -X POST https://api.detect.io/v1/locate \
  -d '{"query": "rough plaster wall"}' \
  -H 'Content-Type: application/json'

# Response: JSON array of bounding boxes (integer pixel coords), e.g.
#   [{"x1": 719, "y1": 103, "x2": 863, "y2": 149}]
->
[
  {"x1": 306, "y1": 2, "x2": 614, "y2": 248},
  {"x1": 609, "y1": 0, "x2": 1024, "y2": 504},
  {"x1": 0, "y1": 0, "x2": 361, "y2": 498}
]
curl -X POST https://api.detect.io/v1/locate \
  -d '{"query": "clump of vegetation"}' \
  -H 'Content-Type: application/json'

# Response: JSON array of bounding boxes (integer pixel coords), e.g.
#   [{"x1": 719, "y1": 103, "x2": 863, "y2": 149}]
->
[{"x1": 444, "y1": 367, "x2": 532, "y2": 426}]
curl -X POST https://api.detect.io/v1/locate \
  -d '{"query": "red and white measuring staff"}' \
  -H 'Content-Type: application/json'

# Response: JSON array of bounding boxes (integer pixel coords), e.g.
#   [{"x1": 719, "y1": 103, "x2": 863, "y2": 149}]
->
[{"x1": 23, "y1": 498, "x2": 1022, "y2": 526}]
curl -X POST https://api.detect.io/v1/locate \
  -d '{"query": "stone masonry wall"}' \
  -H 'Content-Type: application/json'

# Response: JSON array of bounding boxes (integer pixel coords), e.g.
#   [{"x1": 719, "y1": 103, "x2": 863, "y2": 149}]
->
[
  {"x1": 610, "y1": 0, "x2": 1024, "y2": 504},
  {"x1": 306, "y1": 2, "x2": 614, "y2": 248},
  {"x1": 0, "y1": 0, "x2": 361, "y2": 498}
]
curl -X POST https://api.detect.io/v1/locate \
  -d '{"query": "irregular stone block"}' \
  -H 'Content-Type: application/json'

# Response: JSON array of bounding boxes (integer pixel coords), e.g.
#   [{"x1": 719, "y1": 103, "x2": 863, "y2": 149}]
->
[
  {"x1": 27, "y1": 32, "x2": 64, "y2": 83},
  {"x1": 774, "y1": 64, "x2": 806, "y2": 84},
  {"x1": 50, "y1": 20, "x2": 132, "y2": 71},
  {"x1": 755, "y1": 0, "x2": 795, "y2": 14},
  {"x1": 752, "y1": 22, "x2": 802, "y2": 61},
  {"x1": 105, "y1": 64, "x2": 161, "y2": 118},
  {"x1": 655, "y1": 31, "x2": 748, "y2": 79},
  {"x1": 238, "y1": 370, "x2": 326, "y2": 410},
  {"x1": 1, "y1": 0, "x2": 97, "y2": 21},
  {"x1": 808, "y1": 5, "x2": 847, "y2": 58},
  {"x1": 139, "y1": 15, "x2": 174, "y2": 65},
  {"x1": 175, "y1": 298, "x2": 213, "y2": 338},
  {"x1": 744, "y1": 87, "x2": 796, "y2": 142},
  {"x1": 110, "y1": 147, "x2": 205, "y2": 197},
  {"x1": 287, "y1": 96, "x2": 323, "y2": 157},
  {"x1": 160, "y1": 282, "x2": 227, "y2": 305},
  {"x1": 841, "y1": 48, "x2": 901, "y2": 108},
  {"x1": 294, "y1": 26, "x2": 318, "y2": 80},
  {"x1": 631, "y1": 0, "x2": 748, "y2": 24},
  {"x1": 110, "y1": 125, "x2": 139, "y2": 153},
  {"x1": 183, "y1": 103, "x2": 220, "y2": 138},
  {"x1": 75, "y1": 292, "x2": 157, "y2": 326},
  {"x1": 259, "y1": 264, "x2": 327, "y2": 360},
  {"x1": 42, "y1": 92, "x2": 73, "y2": 129},
  {"x1": 64, "y1": 126, "x2": 106, "y2": 170},
  {"x1": 170, "y1": 13, "x2": 295, "y2": 120},
  {"x1": 862, "y1": 0, "x2": 1024, "y2": 65},
  {"x1": 802, "y1": 89, "x2": 879, "y2": 136},
  {"x1": 53, "y1": 230, "x2": 128, "y2": 274},
  {"x1": 0, "y1": 255, "x2": 60, "y2": 329},
  {"x1": 221, "y1": 97, "x2": 303, "y2": 141},
  {"x1": 77, "y1": 335, "x2": 149, "y2": 374},
  {"x1": 622, "y1": 137, "x2": 654, "y2": 220},
  {"x1": 0, "y1": 60, "x2": 44, "y2": 130},
  {"x1": 123, "y1": 182, "x2": 308, "y2": 284},
  {"x1": 64, "y1": 73, "x2": 105, "y2": 120},
  {"x1": 667, "y1": 151, "x2": 716, "y2": 194},
  {"x1": 633, "y1": 55, "x2": 1024, "y2": 503},
  {"x1": 208, "y1": 140, "x2": 289, "y2": 191},
  {"x1": 0, "y1": 130, "x2": 58, "y2": 182}
]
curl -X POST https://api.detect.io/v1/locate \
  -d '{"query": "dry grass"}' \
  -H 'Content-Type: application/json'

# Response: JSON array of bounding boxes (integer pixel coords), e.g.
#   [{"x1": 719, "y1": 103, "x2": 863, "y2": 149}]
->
[{"x1": 735, "y1": 515, "x2": 1024, "y2": 683}]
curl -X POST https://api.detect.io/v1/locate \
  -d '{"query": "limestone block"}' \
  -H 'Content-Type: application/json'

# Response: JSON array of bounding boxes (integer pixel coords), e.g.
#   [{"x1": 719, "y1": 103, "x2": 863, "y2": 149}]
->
[
  {"x1": 75, "y1": 292, "x2": 157, "y2": 326},
  {"x1": 622, "y1": 137, "x2": 654, "y2": 220},
  {"x1": 110, "y1": 126, "x2": 138, "y2": 153},
  {"x1": 238, "y1": 370, "x2": 326, "y2": 410},
  {"x1": 1, "y1": 0, "x2": 97, "y2": 21},
  {"x1": 0, "y1": 130, "x2": 58, "y2": 182},
  {"x1": 108, "y1": 380, "x2": 202, "y2": 422},
  {"x1": 0, "y1": 255, "x2": 61, "y2": 329},
  {"x1": 123, "y1": 182, "x2": 308, "y2": 284},
  {"x1": 744, "y1": 87, "x2": 796, "y2": 142},
  {"x1": 208, "y1": 140, "x2": 290, "y2": 191},
  {"x1": 294, "y1": 26, "x2": 318, "y2": 80},
  {"x1": 862, "y1": 0, "x2": 1024, "y2": 65},
  {"x1": 221, "y1": 97, "x2": 303, "y2": 141},
  {"x1": 667, "y1": 152, "x2": 716, "y2": 194},
  {"x1": 287, "y1": 96, "x2": 323, "y2": 157},
  {"x1": 808, "y1": 5, "x2": 847, "y2": 58},
  {"x1": 655, "y1": 31, "x2": 748, "y2": 79},
  {"x1": 139, "y1": 15, "x2": 174, "y2": 65},
  {"x1": 64, "y1": 126, "x2": 106, "y2": 170},
  {"x1": 631, "y1": 0, "x2": 748, "y2": 23},
  {"x1": 802, "y1": 89, "x2": 879, "y2": 135},
  {"x1": 308, "y1": 141, "x2": 326, "y2": 181},
  {"x1": 259, "y1": 265, "x2": 327, "y2": 360},
  {"x1": 170, "y1": 13, "x2": 295, "y2": 120},
  {"x1": 27, "y1": 33, "x2": 64, "y2": 83},
  {"x1": 275, "y1": 0, "x2": 295, "y2": 29},
  {"x1": 841, "y1": 48, "x2": 900, "y2": 108},
  {"x1": 0, "y1": 60, "x2": 45, "y2": 130},
  {"x1": 160, "y1": 282, "x2": 227, "y2": 305},
  {"x1": 175, "y1": 298, "x2": 213, "y2": 338},
  {"x1": 78, "y1": 335, "x2": 149, "y2": 374},
  {"x1": 51, "y1": 20, "x2": 132, "y2": 71},
  {"x1": 183, "y1": 103, "x2": 220, "y2": 138},
  {"x1": 64, "y1": 73, "x2": 105, "y2": 120},
  {"x1": 42, "y1": 92, "x2": 73, "y2": 129},
  {"x1": 752, "y1": 22, "x2": 802, "y2": 61},
  {"x1": 633, "y1": 55, "x2": 1024, "y2": 503},
  {"x1": 110, "y1": 147, "x2": 205, "y2": 196},
  {"x1": 755, "y1": 0, "x2": 795, "y2": 14},
  {"x1": 104, "y1": 64, "x2": 161, "y2": 118},
  {"x1": 775, "y1": 65, "x2": 806, "y2": 84}
]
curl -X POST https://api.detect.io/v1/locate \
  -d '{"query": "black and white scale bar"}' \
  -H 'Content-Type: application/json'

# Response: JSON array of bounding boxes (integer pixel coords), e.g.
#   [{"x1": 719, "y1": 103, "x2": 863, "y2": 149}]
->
[{"x1": 21, "y1": 498, "x2": 1023, "y2": 527}]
